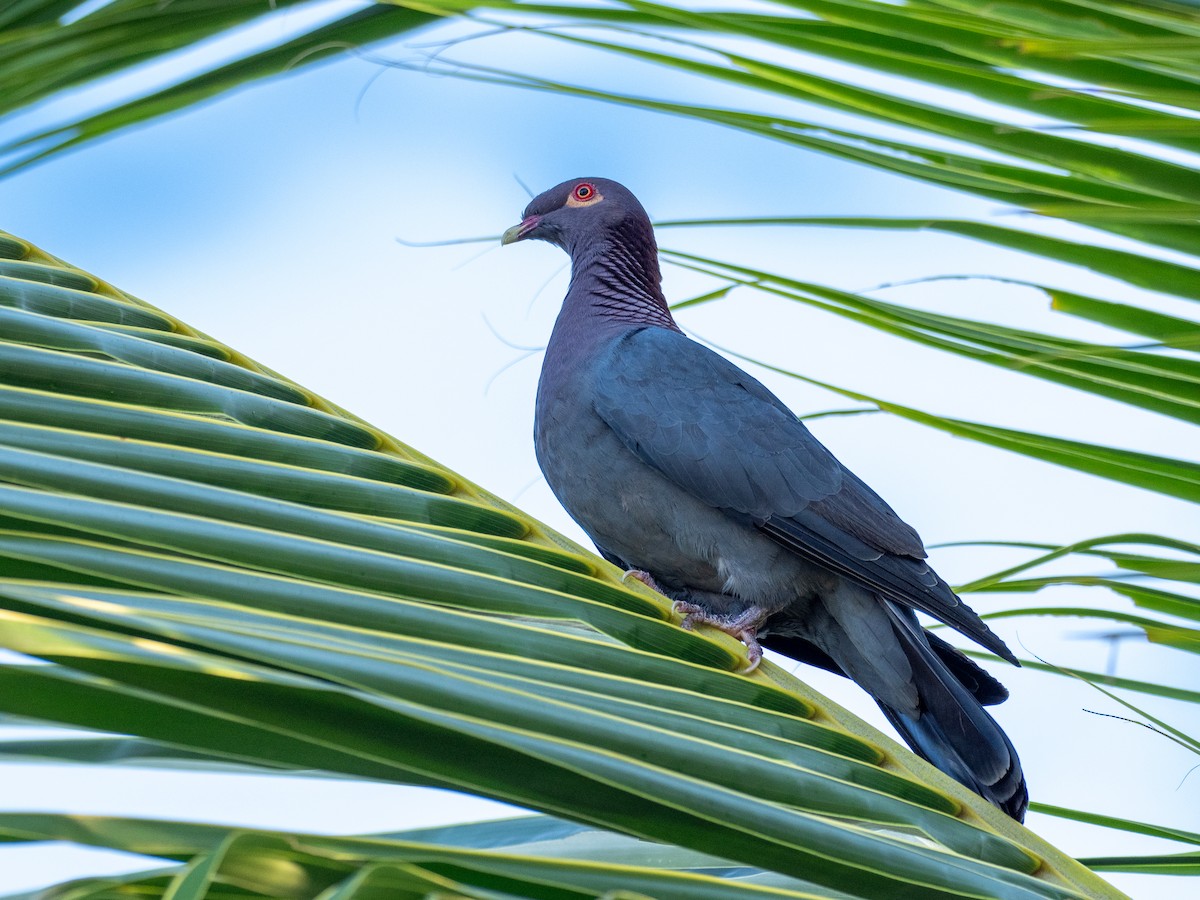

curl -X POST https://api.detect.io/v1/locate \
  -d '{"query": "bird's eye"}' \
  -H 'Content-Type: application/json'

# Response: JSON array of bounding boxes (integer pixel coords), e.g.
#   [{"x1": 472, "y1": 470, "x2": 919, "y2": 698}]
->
[{"x1": 566, "y1": 182, "x2": 602, "y2": 207}]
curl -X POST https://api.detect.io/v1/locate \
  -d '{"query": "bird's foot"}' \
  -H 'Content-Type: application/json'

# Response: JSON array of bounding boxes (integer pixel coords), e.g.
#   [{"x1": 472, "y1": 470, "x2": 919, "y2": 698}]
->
[
  {"x1": 672, "y1": 601, "x2": 767, "y2": 674},
  {"x1": 622, "y1": 569, "x2": 664, "y2": 593}
]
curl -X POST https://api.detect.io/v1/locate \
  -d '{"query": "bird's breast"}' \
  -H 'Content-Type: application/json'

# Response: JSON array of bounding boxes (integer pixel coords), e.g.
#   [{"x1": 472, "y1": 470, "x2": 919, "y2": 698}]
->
[{"x1": 534, "y1": 365, "x2": 816, "y2": 610}]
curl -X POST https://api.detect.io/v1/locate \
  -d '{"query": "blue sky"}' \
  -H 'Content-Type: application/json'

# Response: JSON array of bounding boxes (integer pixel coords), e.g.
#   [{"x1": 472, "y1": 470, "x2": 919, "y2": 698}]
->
[{"x1": 1, "y1": 3, "x2": 1197, "y2": 894}]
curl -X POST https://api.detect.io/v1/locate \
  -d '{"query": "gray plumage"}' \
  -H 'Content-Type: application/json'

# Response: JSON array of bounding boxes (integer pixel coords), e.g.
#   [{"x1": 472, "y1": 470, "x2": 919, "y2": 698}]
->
[{"x1": 503, "y1": 177, "x2": 1028, "y2": 820}]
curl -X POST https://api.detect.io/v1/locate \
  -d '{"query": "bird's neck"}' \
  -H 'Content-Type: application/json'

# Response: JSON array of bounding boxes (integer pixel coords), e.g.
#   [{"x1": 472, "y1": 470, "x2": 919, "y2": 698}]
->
[{"x1": 563, "y1": 221, "x2": 679, "y2": 331}]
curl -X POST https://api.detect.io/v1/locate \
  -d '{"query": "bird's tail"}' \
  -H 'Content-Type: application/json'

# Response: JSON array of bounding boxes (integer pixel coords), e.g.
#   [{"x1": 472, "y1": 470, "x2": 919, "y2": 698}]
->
[{"x1": 880, "y1": 606, "x2": 1028, "y2": 821}]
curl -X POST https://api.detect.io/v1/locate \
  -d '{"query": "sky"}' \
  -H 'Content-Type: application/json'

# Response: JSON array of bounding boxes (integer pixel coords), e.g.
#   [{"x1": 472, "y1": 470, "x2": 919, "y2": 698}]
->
[{"x1": 0, "y1": 2, "x2": 1197, "y2": 896}]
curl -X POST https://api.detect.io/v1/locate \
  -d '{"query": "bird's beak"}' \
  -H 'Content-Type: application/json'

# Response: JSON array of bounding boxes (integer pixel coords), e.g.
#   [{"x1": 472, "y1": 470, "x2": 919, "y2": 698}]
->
[{"x1": 501, "y1": 215, "x2": 541, "y2": 246}]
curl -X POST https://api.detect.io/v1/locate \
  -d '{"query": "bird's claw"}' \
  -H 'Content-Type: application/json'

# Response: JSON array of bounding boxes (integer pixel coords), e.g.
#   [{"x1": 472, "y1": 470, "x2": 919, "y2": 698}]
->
[
  {"x1": 673, "y1": 601, "x2": 764, "y2": 674},
  {"x1": 623, "y1": 569, "x2": 664, "y2": 593},
  {"x1": 671, "y1": 600, "x2": 706, "y2": 630},
  {"x1": 737, "y1": 630, "x2": 763, "y2": 673}
]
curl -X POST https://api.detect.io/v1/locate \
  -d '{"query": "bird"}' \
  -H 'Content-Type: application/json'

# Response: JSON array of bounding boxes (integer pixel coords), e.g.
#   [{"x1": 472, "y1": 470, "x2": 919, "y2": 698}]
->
[{"x1": 501, "y1": 176, "x2": 1028, "y2": 821}]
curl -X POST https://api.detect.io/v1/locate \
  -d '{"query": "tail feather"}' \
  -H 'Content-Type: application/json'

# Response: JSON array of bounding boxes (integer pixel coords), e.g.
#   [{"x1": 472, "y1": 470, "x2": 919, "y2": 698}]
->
[
  {"x1": 764, "y1": 609, "x2": 1028, "y2": 820},
  {"x1": 762, "y1": 628, "x2": 1009, "y2": 707},
  {"x1": 883, "y1": 606, "x2": 1028, "y2": 821},
  {"x1": 923, "y1": 629, "x2": 1009, "y2": 707}
]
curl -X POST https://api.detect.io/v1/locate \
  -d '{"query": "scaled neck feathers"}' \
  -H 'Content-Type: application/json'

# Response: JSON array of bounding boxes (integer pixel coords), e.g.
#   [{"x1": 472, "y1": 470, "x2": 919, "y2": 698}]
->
[{"x1": 566, "y1": 217, "x2": 679, "y2": 330}]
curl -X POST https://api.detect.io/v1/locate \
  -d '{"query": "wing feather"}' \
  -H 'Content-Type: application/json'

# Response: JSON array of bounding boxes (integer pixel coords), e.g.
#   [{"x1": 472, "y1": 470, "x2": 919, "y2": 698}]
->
[{"x1": 592, "y1": 327, "x2": 1016, "y2": 661}]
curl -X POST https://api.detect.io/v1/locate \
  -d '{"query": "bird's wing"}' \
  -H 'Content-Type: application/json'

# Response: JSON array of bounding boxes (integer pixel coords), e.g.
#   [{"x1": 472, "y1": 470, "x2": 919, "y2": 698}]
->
[
  {"x1": 593, "y1": 327, "x2": 844, "y2": 520},
  {"x1": 593, "y1": 327, "x2": 1014, "y2": 661}
]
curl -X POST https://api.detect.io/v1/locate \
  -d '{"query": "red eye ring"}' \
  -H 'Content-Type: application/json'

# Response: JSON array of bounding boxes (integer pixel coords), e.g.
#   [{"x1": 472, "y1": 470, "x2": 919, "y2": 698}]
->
[{"x1": 573, "y1": 183, "x2": 595, "y2": 201}]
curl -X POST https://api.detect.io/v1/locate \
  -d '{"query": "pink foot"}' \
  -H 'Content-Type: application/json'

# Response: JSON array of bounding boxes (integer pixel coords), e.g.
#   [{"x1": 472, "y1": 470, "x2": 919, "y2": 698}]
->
[
  {"x1": 622, "y1": 569, "x2": 664, "y2": 593},
  {"x1": 671, "y1": 601, "x2": 765, "y2": 673}
]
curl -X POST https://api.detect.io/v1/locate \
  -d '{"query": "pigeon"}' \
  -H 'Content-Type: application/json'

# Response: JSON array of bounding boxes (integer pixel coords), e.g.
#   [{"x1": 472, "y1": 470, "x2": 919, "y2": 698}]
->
[{"x1": 502, "y1": 177, "x2": 1028, "y2": 821}]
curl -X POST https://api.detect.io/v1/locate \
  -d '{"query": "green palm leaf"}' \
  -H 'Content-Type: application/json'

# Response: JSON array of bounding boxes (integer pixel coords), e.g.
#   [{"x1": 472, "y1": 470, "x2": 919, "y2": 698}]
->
[
  {"x1": 0, "y1": 233, "x2": 1128, "y2": 898},
  {"x1": 2, "y1": 1, "x2": 1198, "y2": 894}
]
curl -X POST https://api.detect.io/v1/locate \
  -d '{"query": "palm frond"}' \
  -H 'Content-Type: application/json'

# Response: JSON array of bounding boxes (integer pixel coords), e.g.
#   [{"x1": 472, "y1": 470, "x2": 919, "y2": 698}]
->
[{"x1": 0, "y1": 232, "x2": 1129, "y2": 897}]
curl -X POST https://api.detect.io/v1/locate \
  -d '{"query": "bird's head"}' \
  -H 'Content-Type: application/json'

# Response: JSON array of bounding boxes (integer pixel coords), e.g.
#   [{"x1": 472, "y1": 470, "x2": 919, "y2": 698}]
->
[{"x1": 501, "y1": 178, "x2": 652, "y2": 255}]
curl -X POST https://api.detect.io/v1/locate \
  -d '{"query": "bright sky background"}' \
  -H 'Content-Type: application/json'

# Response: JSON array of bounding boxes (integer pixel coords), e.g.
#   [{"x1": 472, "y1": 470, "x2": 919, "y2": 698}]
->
[{"x1": 1, "y1": 2, "x2": 1197, "y2": 896}]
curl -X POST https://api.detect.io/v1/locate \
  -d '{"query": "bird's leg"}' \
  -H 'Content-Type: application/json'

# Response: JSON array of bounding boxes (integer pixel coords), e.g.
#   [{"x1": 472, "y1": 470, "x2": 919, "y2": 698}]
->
[
  {"x1": 672, "y1": 601, "x2": 770, "y2": 673},
  {"x1": 622, "y1": 568, "x2": 664, "y2": 593},
  {"x1": 623, "y1": 572, "x2": 767, "y2": 673}
]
